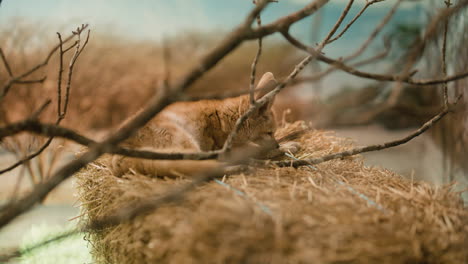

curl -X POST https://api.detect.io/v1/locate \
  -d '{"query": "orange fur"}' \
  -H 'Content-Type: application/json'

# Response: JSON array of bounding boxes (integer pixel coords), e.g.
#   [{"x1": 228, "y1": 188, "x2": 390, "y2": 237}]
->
[{"x1": 111, "y1": 72, "x2": 291, "y2": 177}]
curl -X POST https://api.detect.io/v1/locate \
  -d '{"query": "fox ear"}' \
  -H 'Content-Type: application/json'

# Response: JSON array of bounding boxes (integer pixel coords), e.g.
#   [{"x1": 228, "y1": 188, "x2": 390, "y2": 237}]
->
[
  {"x1": 255, "y1": 72, "x2": 278, "y2": 113},
  {"x1": 254, "y1": 72, "x2": 278, "y2": 101}
]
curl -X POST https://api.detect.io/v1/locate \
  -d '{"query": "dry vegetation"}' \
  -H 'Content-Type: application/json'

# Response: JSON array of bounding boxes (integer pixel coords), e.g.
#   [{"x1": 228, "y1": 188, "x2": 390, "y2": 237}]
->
[
  {"x1": 0, "y1": 22, "x2": 304, "y2": 193},
  {"x1": 1, "y1": 0, "x2": 468, "y2": 263},
  {"x1": 76, "y1": 122, "x2": 467, "y2": 264},
  {"x1": 0, "y1": 23, "x2": 301, "y2": 131}
]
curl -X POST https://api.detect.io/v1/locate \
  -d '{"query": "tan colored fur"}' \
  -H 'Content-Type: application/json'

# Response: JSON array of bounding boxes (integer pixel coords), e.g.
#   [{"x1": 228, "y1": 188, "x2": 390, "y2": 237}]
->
[{"x1": 111, "y1": 72, "x2": 293, "y2": 177}]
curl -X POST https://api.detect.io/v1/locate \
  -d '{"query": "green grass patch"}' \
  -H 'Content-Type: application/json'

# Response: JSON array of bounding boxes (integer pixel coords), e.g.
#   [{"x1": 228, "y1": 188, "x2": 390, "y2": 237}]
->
[{"x1": 17, "y1": 224, "x2": 91, "y2": 264}]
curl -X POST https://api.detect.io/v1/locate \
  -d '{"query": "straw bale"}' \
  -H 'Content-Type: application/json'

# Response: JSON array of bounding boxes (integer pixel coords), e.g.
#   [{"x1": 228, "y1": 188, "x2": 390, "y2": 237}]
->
[{"x1": 76, "y1": 122, "x2": 468, "y2": 264}]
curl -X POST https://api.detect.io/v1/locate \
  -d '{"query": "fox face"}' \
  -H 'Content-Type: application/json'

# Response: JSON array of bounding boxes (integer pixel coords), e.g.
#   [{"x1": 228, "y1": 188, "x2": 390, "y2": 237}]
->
[
  {"x1": 207, "y1": 72, "x2": 279, "y2": 150},
  {"x1": 233, "y1": 101, "x2": 278, "y2": 149}
]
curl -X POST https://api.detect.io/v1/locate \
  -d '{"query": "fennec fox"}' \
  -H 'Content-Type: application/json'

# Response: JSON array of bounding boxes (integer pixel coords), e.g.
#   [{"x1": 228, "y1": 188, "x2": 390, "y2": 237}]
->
[{"x1": 111, "y1": 72, "x2": 297, "y2": 177}]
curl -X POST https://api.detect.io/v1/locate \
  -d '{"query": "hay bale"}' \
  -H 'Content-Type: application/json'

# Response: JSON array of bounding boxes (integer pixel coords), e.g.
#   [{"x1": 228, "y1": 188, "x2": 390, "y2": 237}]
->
[{"x1": 76, "y1": 122, "x2": 468, "y2": 264}]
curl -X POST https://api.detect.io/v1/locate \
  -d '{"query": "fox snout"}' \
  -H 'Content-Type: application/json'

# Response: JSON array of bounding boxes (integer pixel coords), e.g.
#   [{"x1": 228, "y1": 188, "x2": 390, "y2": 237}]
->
[
  {"x1": 260, "y1": 134, "x2": 280, "y2": 149},
  {"x1": 249, "y1": 133, "x2": 280, "y2": 151}
]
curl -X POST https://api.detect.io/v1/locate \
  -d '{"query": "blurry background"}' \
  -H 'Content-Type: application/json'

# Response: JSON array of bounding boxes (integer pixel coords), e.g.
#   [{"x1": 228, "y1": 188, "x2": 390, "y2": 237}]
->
[{"x1": 0, "y1": 0, "x2": 466, "y2": 254}]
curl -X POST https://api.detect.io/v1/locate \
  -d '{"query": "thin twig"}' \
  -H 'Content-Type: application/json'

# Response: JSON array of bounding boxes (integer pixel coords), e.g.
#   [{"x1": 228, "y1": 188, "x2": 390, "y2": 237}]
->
[
  {"x1": 292, "y1": 42, "x2": 391, "y2": 84},
  {"x1": 0, "y1": 138, "x2": 54, "y2": 175},
  {"x1": 279, "y1": 0, "x2": 468, "y2": 86},
  {"x1": 271, "y1": 97, "x2": 461, "y2": 168},
  {"x1": 0, "y1": 26, "x2": 89, "y2": 176},
  {"x1": 327, "y1": 0, "x2": 383, "y2": 44},
  {"x1": 0, "y1": 119, "x2": 220, "y2": 161},
  {"x1": 8, "y1": 166, "x2": 26, "y2": 203},
  {"x1": 246, "y1": 0, "x2": 330, "y2": 40},
  {"x1": 304, "y1": 0, "x2": 356, "y2": 87},
  {"x1": 442, "y1": 0, "x2": 452, "y2": 107},
  {"x1": 162, "y1": 39, "x2": 171, "y2": 90},
  {"x1": 345, "y1": 0, "x2": 401, "y2": 62},
  {"x1": 0, "y1": 99, "x2": 51, "y2": 175},
  {"x1": 0, "y1": 24, "x2": 89, "y2": 101},
  {"x1": 0, "y1": 48, "x2": 13, "y2": 77},
  {"x1": 249, "y1": 0, "x2": 265, "y2": 104},
  {"x1": 63, "y1": 40, "x2": 79, "y2": 53},
  {"x1": 350, "y1": 0, "x2": 459, "y2": 122},
  {"x1": 62, "y1": 27, "x2": 90, "y2": 119},
  {"x1": 56, "y1": 33, "x2": 64, "y2": 118},
  {"x1": 283, "y1": 31, "x2": 468, "y2": 86},
  {"x1": 14, "y1": 77, "x2": 46, "y2": 84},
  {"x1": 322, "y1": 0, "x2": 354, "y2": 44},
  {"x1": 224, "y1": 0, "x2": 345, "y2": 153},
  {"x1": 30, "y1": 99, "x2": 52, "y2": 120}
]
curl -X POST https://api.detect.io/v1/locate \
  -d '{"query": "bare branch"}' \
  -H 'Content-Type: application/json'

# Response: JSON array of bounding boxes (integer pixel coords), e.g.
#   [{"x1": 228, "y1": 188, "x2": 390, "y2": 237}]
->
[
  {"x1": 61, "y1": 28, "x2": 90, "y2": 119},
  {"x1": 246, "y1": 0, "x2": 330, "y2": 39},
  {"x1": 0, "y1": 119, "x2": 220, "y2": 161},
  {"x1": 0, "y1": 24, "x2": 89, "y2": 100},
  {"x1": 442, "y1": 0, "x2": 452, "y2": 107},
  {"x1": 249, "y1": 0, "x2": 265, "y2": 104},
  {"x1": 0, "y1": 138, "x2": 54, "y2": 175},
  {"x1": 0, "y1": 99, "x2": 51, "y2": 175},
  {"x1": 63, "y1": 40, "x2": 79, "y2": 53},
  {"x1": 30, "y1": 99, "x2": 52, "y2": 120},
  {"x1": 322, "y1": 0, "x2": 354, "y2": 44},
  {"x1": 224, "y1": 0, "x2": 349, "y2": 153},
  {"x1": 58, "y1": 24, "x2": 90, "y2": 120},
  {"x1": 271, "y1": 97, "x2": 461, "y2": 168},
  {"x1": 283, "y1": 0, "x2": 468, "y2": 86},
  {"x1": 13, "y1": 77, "x2": 47, "y2": 84},
  {"x1": 0, "y1": 26, "x2": 89, "y2": 176},
  {"x1": 0, "y1": 98, "x2": 52, "y2": 175},
  {"x1": 8, "y1": 166, "x2": 26, "y2": 203},
  {"x1": 162, "y1": 39, "x2": 171, "y2": 89},
  {"x1": 284, "y1": 30, "x2": 468, "y2": 86},
  {"x1": 56, "y1": 33, "x2": 64, "y2": 118},
  {"x1": 327, "y1": 0, "x2": 383, "y2": 44},
  {"x1": 0, "y1": 48, "x2": 13, "y2": 77},
  {"x1": 292, "y1": 42, "x2": 392, "y2": 85},
  {"x1": 345, "y1": 0, "x2": 401, "y2": 62}
]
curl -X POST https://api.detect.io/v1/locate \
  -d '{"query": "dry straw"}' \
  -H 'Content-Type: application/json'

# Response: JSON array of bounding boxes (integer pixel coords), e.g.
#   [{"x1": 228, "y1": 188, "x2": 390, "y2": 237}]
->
[{"x1": 76, "y1": 122, "x2": 467, "y2": 264}]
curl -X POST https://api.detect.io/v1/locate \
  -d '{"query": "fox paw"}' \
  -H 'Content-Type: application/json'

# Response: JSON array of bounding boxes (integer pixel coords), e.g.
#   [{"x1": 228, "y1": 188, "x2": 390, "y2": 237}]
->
[
  {"x1": 224, "y1": 164, "x2": 251, "y2": 175},
  {"x1": 279, "y1": 141, "x2": 301, "y2": 154}
]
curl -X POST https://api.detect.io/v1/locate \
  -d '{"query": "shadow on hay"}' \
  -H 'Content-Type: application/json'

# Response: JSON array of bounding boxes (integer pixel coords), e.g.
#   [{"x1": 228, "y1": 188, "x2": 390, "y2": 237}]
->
[{"x1": 75, "y1": 122, "x2": 467, "y2": 264}]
